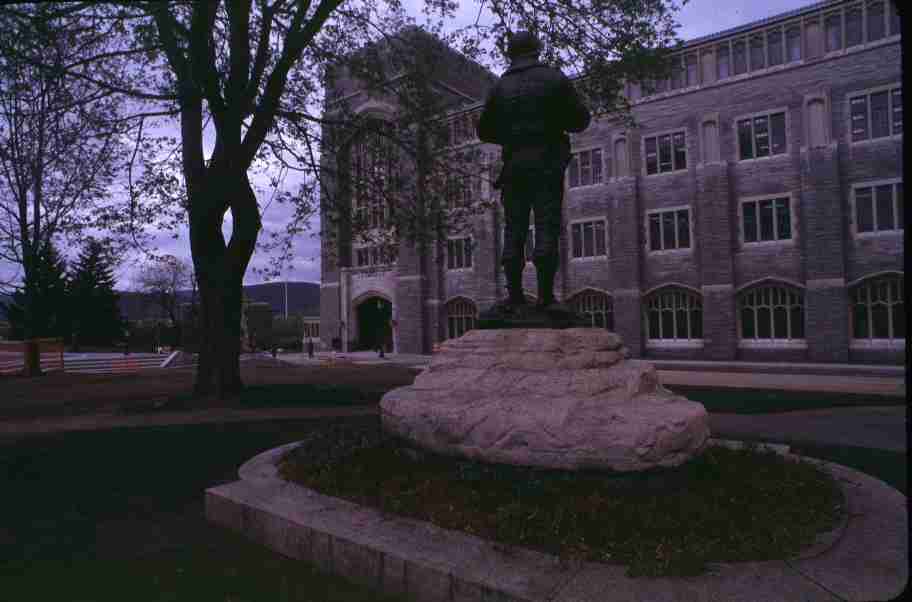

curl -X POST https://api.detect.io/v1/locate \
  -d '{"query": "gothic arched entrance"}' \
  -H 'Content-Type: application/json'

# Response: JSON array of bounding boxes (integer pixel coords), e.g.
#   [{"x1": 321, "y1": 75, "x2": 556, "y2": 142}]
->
[{"x1": 356, "y1": 296, "x2": 393, "y2": 351}]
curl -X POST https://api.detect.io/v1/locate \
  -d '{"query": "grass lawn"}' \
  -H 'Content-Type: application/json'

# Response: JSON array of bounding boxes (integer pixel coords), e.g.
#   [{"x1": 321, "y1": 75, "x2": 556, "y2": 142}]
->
[
  {"x1": 0, "y1": 417, "x2": 407, "y2": 602},
  {"x1": 788, "y1": 443, "x2": 907, "y2": 495},
  {"x1": 279, "y1": 419, "x2": 844, "y2": 577}
]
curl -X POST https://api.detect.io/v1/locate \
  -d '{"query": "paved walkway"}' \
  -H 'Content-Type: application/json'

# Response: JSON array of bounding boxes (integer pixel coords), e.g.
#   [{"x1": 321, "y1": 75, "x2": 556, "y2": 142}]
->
[
  {"x1": 283, "y1": 351, "x2": 906, "y2": 396},
  {"x1": 710, "y1": 405, "x2": 907, "y2": 452}
]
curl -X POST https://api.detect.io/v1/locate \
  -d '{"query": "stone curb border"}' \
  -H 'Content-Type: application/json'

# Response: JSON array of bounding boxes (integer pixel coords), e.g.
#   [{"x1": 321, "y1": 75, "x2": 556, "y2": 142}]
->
[{"x1": 205, "y1": 439, "x2": 908, "y2": 602}]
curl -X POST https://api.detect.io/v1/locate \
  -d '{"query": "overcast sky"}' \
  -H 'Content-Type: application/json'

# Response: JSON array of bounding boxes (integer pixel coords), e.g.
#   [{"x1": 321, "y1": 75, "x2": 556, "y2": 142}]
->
[{"x1": 1, "y1": 0, "x2": 823, "y2": 292}]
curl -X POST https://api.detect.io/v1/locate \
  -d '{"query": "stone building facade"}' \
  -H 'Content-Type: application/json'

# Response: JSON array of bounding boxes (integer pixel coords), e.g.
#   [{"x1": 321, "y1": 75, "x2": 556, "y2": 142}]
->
[{"x1": 320, "y1": 0, "x2": 904, "y2": 364}]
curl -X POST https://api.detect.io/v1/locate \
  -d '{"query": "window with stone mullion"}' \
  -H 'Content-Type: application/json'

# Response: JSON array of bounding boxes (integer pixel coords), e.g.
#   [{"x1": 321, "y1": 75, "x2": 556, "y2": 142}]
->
[
  {"x1": 646, "y1": 290, "x2": 702, "y2": 340},
  {"x1": 571, "y1": 220, "x2": 606, "y2": 258},
  {"x1": 742, "y1": 197, "x2": 791, "y2": 242},
  {"x1": 855, "y1": 183, "x2": 902, "y2": 232},
  {"x1": 447, "y1": 299, "x2": 477, "y2": 339},
  {"x1": 852, "y1": 276, "x2": 904, "y2": 340},
  {"x1": 572, "y1": 291, "x2": 614, "y2": 330},
  {"x1": 846, "y1": 6, "x2": 863, "y2": 46},
  {"x1": 739, "y1": 286, "x2": 805, "y2": 340}
]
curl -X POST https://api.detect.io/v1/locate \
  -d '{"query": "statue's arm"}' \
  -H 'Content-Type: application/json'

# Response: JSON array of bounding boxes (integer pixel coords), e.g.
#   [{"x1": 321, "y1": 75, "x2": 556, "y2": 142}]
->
[
  {"x1": 476, "y1": 85, "x2": 502, "y2": 144},
  {"x1": 560, "y1": 76, "x2": 592, "y2": 133}
]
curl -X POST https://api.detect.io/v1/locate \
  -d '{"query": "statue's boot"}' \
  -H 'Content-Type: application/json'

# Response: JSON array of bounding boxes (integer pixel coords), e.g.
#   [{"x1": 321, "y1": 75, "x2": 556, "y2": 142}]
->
[{"x1": 535, "y1": 262, "x2": 574, "y2": 317}]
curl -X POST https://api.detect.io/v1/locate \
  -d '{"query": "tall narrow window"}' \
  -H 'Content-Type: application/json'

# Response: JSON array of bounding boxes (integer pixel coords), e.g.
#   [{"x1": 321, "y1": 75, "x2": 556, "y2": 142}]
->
[
  {"x1": 670, "y1": 56, "x2": 684, "y2": 90},
  {"x1": 568, "y1": 154, "x2": 579, "y2": 188},
  {"x1": 850, "y1": 95, "x2": 869, "y2": 141},
  {"x1": 645, "y1": 137, "x2": 658, "y2": 175},
  {"x1": 738, "y1": 119, "x2": 754, "y2": 159},
  {"x1": 750, "y1": 35, "x2": 765, "y2": 70},
  {"x1": 892, "y1": 89, "x2": 902, "y2": 134},
  {"x1": 805, "y1": 20, "x2": 823, "y2": 58},
  {"x1": 870, "y1": 90, "x2": 890, "y2": 138},
  {"x1": 701, "y1": 50, "x2": 716, "y2": 84},
  {"x1": 754, "y1": 116, "x2": 770, "y2": 157},
  {"x1": 846, "y1": 6, "x2": 863, "y2": 46},
  {"x1": 649, "y1": 214, "x2": 661, "y2": 251},
  {"x1": 732, "y1": 39, "x2": 747, "y2": 74},
  {"x1": 890, "y1": 0, "x2": 901, "y2": 36},
  {"x1": 702, "y1": 121, "x2": 720, "y2": 162},
  {"x1": 673, "y1": 132, "x2": 686, "y2": 169},
  {"x1": 717, "y1": 43, "x2": 731, "y2": 80},
  {"x1": 685, "y1": 54, "x2": 698, "y2": 87},
  {"x1": 658, "y1": 134, "x2": 673, "y2": 172},
  {"x1": 786, "y1": 26, "x2": 802, "y2": 61},
  {"x1": 825, "y1": 13, "x2": 843, "y2": 52},
  {"x1": 579, "y1": 150, "x2": 591, "y2": 185},
  {"x1": 768, "y1": 29, "x2": 783, "y2": 65},
  {"x1": 614, "y1": 138, "x2": 629, "y2": 177},
  {"x1": 807, "y1": 99, "x2": 828, "y2": 147},
  {"x1": 875, "y1": 184, "x2": 895, "y2": 231},
  {"x1": 770, "y1": 113, "x2": 787, "y2": 154},
  {"x1": 867, "y1": 1, "x2": 885, "y2": 41}
]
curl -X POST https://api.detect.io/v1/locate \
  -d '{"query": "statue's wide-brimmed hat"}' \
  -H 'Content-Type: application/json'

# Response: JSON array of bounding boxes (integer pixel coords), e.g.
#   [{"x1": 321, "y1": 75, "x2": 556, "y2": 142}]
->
[{"x1": 507, "y1": 30, "x2": 542, "y2": 59}]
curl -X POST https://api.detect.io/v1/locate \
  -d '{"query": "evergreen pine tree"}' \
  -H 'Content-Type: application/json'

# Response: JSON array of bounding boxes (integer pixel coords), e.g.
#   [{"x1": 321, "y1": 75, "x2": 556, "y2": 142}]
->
[
  {"x1": 1, "y1": 240, "x2": 70, "y2": 340},
  {"x1": 68, "y1": 239, "x2": 125, "y2": 346}
]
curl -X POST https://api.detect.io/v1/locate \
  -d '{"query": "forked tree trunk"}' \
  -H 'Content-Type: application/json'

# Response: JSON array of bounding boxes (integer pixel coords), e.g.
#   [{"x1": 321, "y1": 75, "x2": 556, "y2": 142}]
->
[{"x1": 189, "y1": 172, "x2": 259, "y2": 398}]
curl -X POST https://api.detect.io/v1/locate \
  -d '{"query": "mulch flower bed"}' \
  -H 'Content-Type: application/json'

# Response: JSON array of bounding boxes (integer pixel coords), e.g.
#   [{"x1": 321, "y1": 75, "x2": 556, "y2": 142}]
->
[{"x1": 278, "y1": 417, "x2": 844, "y2": 577}]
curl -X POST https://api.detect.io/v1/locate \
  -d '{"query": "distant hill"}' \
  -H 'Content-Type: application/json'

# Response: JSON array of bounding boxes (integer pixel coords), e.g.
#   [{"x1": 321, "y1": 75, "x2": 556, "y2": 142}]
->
[
  {"x1": 243, "y1": 281, "x2": 320, "y2": 318},
  {"x1": 116, "y1": 281, "x2": 320, "y2": 322}
]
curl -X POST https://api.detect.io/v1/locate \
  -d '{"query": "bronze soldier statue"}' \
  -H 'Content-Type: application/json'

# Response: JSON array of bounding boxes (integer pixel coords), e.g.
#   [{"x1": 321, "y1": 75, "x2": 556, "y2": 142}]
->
[{"x1": 476, "y1": 30, "x2": 591, "y2": 319}]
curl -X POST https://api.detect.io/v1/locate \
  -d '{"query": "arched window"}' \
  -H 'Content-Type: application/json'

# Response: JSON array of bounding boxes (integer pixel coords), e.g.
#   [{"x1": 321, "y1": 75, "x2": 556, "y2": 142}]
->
[
  {"x1": 350, "y1": 122, "x2": 397, "y2": 229},
  {"x1": 702, "y1": 121, "x2": 719, "y2": 162},
  {"x1": 446, "y1": 298, "x2": 477, "y2": 339},
  {"x1": 614, "y1": 138, "x2": 628, "y2": 177},
  {"x1": 738, "y1": 283, "x2": 805, "y2": 341},
  {"x1": 571, "y1": 290, "x2": 614, "y2": 330},
  {"x1": 851, "y1": 275, "x2": 904, "y2": 341},
  {"x1": 644, "y1": 288, "x2": 703, "y2": 341},
  {"x1": 807, "y1": 99, "x2": 828, "y2": 147}
]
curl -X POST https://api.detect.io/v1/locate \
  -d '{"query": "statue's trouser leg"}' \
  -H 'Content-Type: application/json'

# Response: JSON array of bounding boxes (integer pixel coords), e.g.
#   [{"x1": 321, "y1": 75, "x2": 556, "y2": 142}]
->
[
  {"x1": 501, "y1": 176, "x2": 532, "y2": 305},
  {"x1": 531, "y1": 169, "x2": 564, "y2": 307}
]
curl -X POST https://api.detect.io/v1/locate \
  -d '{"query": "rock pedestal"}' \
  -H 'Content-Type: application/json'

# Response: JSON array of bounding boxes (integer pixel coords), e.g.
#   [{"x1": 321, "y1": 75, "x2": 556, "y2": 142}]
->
[{"x1": 380, "y1": 329, "x2": 710, "y2": 472}]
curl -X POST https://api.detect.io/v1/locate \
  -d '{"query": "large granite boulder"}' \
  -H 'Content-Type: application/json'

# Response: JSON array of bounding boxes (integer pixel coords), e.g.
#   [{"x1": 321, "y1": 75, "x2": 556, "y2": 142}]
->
[{"x1": 380, "y1": 329, "x2": 710, "y2": 472}]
